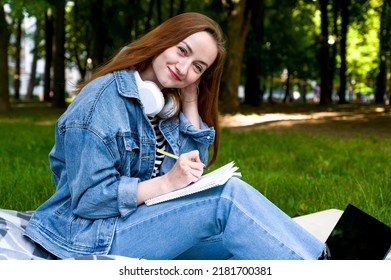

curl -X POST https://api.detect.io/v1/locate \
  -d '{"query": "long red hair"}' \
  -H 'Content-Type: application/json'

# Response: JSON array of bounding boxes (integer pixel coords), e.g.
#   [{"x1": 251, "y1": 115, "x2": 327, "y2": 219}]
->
[{"x1": 74, "y1": 12, "x2": 226, "y2": 166}]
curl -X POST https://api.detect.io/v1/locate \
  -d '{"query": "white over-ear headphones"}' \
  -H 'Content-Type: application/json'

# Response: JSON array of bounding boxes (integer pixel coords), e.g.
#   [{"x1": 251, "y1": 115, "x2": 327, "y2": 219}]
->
[{"x1": 134, "y1": 71, "x2": 179, "y2": 119}]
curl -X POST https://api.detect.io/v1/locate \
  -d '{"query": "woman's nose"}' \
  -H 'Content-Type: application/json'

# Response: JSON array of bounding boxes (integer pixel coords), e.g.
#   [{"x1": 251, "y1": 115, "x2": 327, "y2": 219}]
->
[{"x1": 176, "y1": 58, "x2": 191, "y2": 75}]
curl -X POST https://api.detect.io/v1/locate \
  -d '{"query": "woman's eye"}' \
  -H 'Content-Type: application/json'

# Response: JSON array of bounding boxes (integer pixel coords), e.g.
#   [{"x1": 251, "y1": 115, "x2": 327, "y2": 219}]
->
[
  {"x1": 194, "y1": 64, "x2": 203, "y2": 73},
  {"x1": 178, "y1": 46, "x2": 186, "y2": 55}
]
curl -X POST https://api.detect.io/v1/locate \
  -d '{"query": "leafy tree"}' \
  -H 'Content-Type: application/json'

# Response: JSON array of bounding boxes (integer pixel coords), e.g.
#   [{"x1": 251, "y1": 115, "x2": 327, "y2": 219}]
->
[
  {"x1": 346, "y1": 0, "x2": 380, "y2": 100},
  {"x1": 259, "y1": 0, "x2": 318, "y2": 104},
  {"x1": 65, "y1": 0, "x2": 95, "y2": 82},
  {"x1": 1, "y1": 0, "x2": 388, "y2": 112}
]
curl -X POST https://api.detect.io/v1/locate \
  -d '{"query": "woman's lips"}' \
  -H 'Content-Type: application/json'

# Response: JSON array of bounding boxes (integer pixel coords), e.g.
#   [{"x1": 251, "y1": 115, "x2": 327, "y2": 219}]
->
[{"x1": 168, "y1": 67, "x2": 181, "y2": 81}]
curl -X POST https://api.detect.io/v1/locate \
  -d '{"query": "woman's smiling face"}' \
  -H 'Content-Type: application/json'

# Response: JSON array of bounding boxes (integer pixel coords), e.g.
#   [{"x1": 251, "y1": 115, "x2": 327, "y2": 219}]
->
[{"x1": 148, "y1": 31, "x2": 218, "y2": 89}]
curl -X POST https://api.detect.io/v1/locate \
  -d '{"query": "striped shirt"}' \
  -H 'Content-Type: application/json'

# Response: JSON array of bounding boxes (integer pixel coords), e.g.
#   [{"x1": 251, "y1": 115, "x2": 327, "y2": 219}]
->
[{"x1": 149, "y1": 116, "x2": 166, "y2": 177}]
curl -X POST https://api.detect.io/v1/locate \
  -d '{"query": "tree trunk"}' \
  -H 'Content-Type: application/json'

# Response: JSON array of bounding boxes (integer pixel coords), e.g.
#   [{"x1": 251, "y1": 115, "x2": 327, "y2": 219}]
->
[
  {"x1": 245, "y1": 57, "x2": 260, "y2": 105},
  {"x1": 13, "y1": 14, "x2": 23, "y2": 100},
  {"x1": 267, "y1": 68, "x2": 274, "y2": 103},
  {"x1": 145, "y1": 0, "x2": 155, "y2": 32},
  {"x1": 0, "y1": 3, "x2": 10, "y2": 114},
  {"x1": 44, "y1": 8, "x2": 54, "y2": 102},
  {"x1": 27, "y1": 49, "x2": 38, "y2": 99},
  {"x1": 244, "y1": 0, "x2": 264, "y2": 107},
  {"x1": 90, "y1": 0, "x2": 107, "y2": 68},
  {"x1": 177, "y1": 0, "x2": 185, "y2": 14},
  {"x1": 319, "y1": 0, "x2": 332, "y2": 105},
  {"x1": 330, "y1": 1, "x2": 338, "y2": 103},
  {"x1": 283, "y1": 68, "x2": 291, "y2": 103},
  {"x1": 301, "y1": 81, "x2": 307, "y2": 103},
  {"x1": 169, "y1": 0, "x2": 174, "y2": 17},
  {"x1": 338, "y1": 0, "x2": 349, "y2": 104},
  {"x1": 27, "y1": 20, "x2": 41, "y2": 99},
  {"x1": 220, "y1": 0, "x2": 251, "y2": 114},
  {"x1": 52, "y1": 0, "x2": 66, "y2": 108},
  {"x1": 156, "y1": 0, "x2": 162, "y2": 24}
]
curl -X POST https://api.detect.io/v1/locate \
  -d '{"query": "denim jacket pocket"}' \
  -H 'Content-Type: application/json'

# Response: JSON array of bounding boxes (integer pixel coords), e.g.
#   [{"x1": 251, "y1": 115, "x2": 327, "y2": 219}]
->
[{"x1": 117, "y1": 132, "x2": 140, "y2": 176}]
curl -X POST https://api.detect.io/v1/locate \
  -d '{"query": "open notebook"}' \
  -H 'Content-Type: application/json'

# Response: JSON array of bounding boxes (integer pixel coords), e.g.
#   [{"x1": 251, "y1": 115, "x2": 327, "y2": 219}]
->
[{"x1": 145, "y1": 161, "x2": 241, "y2": 206}]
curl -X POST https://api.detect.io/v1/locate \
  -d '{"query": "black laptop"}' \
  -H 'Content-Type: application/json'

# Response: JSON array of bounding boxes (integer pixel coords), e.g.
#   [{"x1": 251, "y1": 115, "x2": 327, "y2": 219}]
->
[{"x1": 325, "y1": 204, "x2": 391, "y2": 260}]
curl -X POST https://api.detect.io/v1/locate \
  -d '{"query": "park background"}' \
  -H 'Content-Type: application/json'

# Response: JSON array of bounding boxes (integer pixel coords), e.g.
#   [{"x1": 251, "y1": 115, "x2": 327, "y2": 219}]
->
[{"x1": 0, "y1": 0, "x2": 390, "y2": 227}]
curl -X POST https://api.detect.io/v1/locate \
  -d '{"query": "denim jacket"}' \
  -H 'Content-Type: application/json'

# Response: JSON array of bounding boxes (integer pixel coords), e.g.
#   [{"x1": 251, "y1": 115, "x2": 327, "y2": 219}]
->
[{"x1": 24, "y1": 69, "x2": 215, "y2": 259}]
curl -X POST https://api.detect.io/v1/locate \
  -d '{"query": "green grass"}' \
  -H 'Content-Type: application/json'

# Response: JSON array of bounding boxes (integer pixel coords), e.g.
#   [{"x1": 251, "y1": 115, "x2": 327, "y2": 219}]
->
[
  {"x1": 213, "y1": 129, "x2": 390, "y2": 226},
  {"x1": 0, "y1": 124, "x2": 56, "y2": 210},
  {"x1": 1, "y1": 104, "x2": 390, "y2": 227},
  {"x1": 0, "y1": 103, "x2": 61, "y2": 210}
]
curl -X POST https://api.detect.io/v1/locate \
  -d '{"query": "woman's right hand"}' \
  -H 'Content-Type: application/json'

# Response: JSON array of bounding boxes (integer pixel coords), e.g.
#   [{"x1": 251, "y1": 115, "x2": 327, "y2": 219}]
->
[
  {"x1": 164, "y1": 150, "x2": 205, "y2": 191},
  {"x1": 136, "y1": 150, "x2": 205, "y2": 205}
]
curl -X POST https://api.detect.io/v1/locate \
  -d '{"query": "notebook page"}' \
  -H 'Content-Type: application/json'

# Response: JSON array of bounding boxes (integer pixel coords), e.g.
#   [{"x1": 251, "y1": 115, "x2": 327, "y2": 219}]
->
[{"x1": 145, "y1": 161, "x2": 240, "y2": 206}]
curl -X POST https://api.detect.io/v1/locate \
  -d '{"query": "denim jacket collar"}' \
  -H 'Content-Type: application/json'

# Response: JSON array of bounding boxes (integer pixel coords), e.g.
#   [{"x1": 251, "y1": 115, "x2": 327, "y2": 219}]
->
[{"x1": 114, "y1": 69, "x2": 139, "y2": 99}]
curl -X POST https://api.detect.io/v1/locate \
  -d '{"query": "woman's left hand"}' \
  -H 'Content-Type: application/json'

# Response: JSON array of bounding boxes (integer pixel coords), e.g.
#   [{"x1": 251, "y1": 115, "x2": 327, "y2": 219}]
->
[
  {"x1": 180, "y1": 82, "x2": 199, "y2": 104},
  {"x1": 180, "y1": 82, "x2": 200, "y2": 128}
]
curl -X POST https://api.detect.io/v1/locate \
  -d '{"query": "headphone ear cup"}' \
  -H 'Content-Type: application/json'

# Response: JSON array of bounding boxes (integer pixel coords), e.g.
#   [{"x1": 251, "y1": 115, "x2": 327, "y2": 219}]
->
[
  {"x1": 134, "y1": 71, "x2": 179, "y2": 119},
  {"x1": 158, "y1": 93, "x2": 180, "y2": 119},
  {"x1": 138, "y1": 81, "x2": 165, "y2": 117},
  {"x1": 134, "y1": 70, "x2": 165, "y2": 117}
]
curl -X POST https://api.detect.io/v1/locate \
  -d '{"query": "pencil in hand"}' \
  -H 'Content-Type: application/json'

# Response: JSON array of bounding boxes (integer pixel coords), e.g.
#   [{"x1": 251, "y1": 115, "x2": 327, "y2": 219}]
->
[{"x1": 156, "y1": 148, "x2": 208, "y2": 170}]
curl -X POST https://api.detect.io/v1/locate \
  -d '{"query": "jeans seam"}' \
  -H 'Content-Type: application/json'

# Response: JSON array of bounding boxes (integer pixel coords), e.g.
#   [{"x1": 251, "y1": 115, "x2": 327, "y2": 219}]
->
[
  {"x1": 220, "y1": 195, "x2": 303, "y2": 259},
  {"x1": 116, "y1": 197, "x2": 220, "y2": 233}
]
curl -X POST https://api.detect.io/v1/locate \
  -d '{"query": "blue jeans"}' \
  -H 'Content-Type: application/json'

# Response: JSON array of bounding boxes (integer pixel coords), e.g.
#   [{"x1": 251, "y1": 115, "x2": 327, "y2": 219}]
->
[{"x1": 109, "y1": 177, "x2": 325, "y2": 260}]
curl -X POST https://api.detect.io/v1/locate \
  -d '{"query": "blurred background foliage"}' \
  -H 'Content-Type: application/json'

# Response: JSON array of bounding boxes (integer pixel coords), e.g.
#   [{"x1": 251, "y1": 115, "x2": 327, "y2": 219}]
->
[{"x1": 0, "y1": 0, "x2": 390, "y2": 114}]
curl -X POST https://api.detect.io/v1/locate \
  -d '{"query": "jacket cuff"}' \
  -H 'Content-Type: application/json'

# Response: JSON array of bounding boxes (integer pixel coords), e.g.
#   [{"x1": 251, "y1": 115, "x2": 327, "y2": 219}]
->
[
  {"x1": 178, "y1": 112, "x2": 215, "y2": 145},
  {"x1": 117, "y1": 176, "x2": 140, "y2": 216}
]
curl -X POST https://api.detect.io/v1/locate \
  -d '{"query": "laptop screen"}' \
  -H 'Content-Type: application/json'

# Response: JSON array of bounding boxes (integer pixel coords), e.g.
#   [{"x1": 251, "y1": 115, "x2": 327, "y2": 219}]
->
[{"x1": 326, "y1": 204, "x2": 391, "y2": 260}]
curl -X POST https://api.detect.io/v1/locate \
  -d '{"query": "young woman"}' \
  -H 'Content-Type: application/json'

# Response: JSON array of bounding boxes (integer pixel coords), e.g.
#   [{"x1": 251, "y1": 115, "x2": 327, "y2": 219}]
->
[{"x1": 25, "y1": 12, "x2": 328, "y2": 260}]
